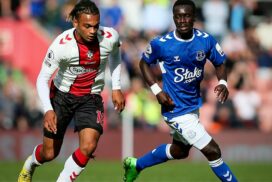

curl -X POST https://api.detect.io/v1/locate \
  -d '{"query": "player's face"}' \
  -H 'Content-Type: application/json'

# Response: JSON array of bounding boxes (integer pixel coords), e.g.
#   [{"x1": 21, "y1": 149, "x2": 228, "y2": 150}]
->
[
  {"x1": 73, "y1": 13, "x2": 100, "y2": 42},
  {"x1": 173, "y1": 5, "x2": 194, "y2": 35}
]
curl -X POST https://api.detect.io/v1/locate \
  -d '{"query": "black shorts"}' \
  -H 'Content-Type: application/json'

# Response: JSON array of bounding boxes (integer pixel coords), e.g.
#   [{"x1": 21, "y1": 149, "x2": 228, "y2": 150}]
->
[{"x1": 44, "y1": 88, "x2": 104, "y2": 139}]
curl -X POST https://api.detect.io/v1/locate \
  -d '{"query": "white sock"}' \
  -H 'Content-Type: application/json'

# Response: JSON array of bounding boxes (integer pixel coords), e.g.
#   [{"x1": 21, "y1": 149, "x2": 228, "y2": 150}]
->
[
  {"x1": 24, "y1": 145, "x2": 42, "y2": 171},
  {"x1": 56, "y1": 155, "x2": 84, "y2": 182}
]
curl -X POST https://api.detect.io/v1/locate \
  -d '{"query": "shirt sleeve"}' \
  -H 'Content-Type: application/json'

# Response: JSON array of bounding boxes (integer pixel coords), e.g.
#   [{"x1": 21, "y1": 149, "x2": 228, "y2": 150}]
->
[
  {"x1": 141, "y1": 38, "x2": 160, "y2": 65},
  {"x1": 36, "y1": 44, "x2": 60, "y2": 113},
  {"x1": 207, "y1": 36, "x2": 226, "y2": 66},
  {"x1": 109, "y1": 28, "x2": 121, "y2": 90}
]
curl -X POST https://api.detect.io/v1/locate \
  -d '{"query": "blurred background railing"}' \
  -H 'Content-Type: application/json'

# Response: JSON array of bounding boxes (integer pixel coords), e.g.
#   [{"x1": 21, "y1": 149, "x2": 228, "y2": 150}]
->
[{"x1": 0, "y1": 0, "x2": 272, "y2": 161}]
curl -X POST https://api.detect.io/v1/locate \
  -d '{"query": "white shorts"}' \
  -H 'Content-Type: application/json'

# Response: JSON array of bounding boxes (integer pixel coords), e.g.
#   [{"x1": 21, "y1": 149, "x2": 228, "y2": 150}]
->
[{"x1": 165, "y1": 110, "x2": 212, "y2": 150}]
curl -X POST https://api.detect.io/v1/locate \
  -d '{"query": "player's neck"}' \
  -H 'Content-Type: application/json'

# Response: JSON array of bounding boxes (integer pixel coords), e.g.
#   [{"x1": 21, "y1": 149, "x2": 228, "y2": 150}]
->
[
  {"x1": 74, "y1": 30, "x2": 97, "y2": 45},
  {"x1": 175, "y1": 30, "x2": 193, "y2": 40},
  {"x1": 74, "y1": 30, "x2": 84, "y2": 44}
]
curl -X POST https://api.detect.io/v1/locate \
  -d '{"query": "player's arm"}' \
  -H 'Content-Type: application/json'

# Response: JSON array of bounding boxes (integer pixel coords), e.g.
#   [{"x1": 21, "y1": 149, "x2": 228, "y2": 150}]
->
[
  {"x1": 139, "y1": 59, "x2": 175, "y2": 110},
  {"x1": 36, "y1": 49, "x2": 59, "y2": 134},
  {"x1": 214, "y1": 62, "x2": 229, "y2": 104},
  {"x1": 208, "y1": 36, "x2": 229, "y2": 104},
  {"x1": 109, "y1": 30, "x2": 125, "y2": 113}
]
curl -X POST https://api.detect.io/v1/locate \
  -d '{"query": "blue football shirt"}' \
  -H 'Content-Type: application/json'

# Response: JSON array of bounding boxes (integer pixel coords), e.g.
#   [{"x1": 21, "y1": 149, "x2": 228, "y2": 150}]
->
[{"x1": 141, "y1": 28, "x2": 226, "y2": 120}]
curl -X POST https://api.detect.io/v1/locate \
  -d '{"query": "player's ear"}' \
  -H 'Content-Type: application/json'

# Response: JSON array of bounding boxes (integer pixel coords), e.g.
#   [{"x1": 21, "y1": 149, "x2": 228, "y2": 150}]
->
[{"x1": 73, "y1": 18, "x2": 78, "y2": 28}]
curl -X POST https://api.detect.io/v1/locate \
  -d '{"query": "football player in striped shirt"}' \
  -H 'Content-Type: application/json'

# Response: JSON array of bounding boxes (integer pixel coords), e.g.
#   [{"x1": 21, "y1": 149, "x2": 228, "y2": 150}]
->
[{"x1": 18, "y1": 0, "x2": 125, "y2": 181}]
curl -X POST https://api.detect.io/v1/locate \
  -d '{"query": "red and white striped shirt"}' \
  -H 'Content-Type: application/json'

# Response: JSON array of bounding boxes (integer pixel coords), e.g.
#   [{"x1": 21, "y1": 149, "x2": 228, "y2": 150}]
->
[{"x1": 37, "y1": 26, "x2": 122, "y2": 113}]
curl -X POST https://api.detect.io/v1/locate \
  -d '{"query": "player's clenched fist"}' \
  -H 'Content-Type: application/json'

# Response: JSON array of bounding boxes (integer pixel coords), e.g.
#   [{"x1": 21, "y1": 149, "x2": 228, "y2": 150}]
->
[{"x1": 156, "y1": 92, "x2": 175, "y2": 111}]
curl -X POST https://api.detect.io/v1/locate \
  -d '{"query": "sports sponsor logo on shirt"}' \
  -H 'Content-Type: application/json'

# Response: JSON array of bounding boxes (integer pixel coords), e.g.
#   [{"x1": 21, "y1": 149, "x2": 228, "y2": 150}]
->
[
  {"x1": 174, "y1": 67, "x2": 202, "y2": 83},
  {"x1": 69, "y1": 66, "x2": 95, "y2": 75}
]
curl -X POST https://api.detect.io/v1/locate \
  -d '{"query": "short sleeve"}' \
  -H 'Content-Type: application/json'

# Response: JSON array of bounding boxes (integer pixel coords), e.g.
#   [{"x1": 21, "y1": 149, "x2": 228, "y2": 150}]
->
[
  {"x1": 141, "y1": 39, "x2": 160, "y2": 65},
  {"x1": 207, "y1": 36, "x2": 226, "y2": 66}
]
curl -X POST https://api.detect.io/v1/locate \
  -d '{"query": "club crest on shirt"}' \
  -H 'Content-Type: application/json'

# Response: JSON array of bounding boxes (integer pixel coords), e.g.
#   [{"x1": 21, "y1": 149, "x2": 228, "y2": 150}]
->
[
  {"x1": 196, "y1": 50, "x2": 205, "y2": 61},
  {"x1": 87, "y1": 50, "x2": 93, "y2": 59}
]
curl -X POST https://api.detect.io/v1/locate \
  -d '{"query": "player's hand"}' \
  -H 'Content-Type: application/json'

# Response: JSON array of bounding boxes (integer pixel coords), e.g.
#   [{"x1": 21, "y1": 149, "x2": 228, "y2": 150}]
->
[
  {"x1": 43, "y1": 110, "x2": 57, "y2": 134},
  {"x1": 214, "y1": 84, "x2": 229, "y2": 104},
  {"x1": 156, "y1": 91, "x2": 175, "y2": 111},
  {"x1": 112, "y1": 89, "x2": 126, "y2": 113}
]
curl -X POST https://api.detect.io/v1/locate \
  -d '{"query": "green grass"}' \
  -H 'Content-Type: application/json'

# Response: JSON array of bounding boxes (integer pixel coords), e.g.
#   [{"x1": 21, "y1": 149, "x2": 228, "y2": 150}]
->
[{"x1": 2, "y1": 160, "x2": 272, "y2": 182}]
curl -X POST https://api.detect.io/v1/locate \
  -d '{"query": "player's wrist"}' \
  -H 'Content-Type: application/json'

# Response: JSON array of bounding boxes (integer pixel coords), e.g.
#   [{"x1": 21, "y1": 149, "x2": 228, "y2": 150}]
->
[
  {"x1": 218, "y1": 79, "x2": 228, "y2": 87},
  {"x1": 150, "y1": 83, "x2": 162, "y2": 95}
]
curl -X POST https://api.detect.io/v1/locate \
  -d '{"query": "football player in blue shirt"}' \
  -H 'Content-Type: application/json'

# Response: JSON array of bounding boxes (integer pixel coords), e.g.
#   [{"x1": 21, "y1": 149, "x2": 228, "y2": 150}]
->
[{"x1": 123, "y1": 0, "x2": 238, "y2": 182}]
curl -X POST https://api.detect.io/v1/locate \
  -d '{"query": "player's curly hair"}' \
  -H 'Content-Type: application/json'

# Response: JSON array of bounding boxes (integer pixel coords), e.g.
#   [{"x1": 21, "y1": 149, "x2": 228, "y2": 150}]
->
[
  {"x1": 173, "y1": 0, "x2": 196, "y2": 14},
  {"x1": 68, "y1": 0, "x2": 99, "y2": 21}
]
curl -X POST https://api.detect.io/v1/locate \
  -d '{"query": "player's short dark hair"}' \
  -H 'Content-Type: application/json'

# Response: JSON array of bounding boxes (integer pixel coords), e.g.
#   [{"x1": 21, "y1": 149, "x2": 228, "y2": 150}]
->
[
  {"x1": 173, "y1": 0, "x2": 196, "y2": 14},
  {"x1": 69, "y1": 0, "x2": 99, "y2": 21}
]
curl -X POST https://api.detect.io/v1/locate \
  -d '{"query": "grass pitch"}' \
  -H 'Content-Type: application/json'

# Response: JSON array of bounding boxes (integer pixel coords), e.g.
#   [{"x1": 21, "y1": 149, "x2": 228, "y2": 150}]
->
[{"x1": 1, "y1": 160, "x2": 272, "y2": 182}]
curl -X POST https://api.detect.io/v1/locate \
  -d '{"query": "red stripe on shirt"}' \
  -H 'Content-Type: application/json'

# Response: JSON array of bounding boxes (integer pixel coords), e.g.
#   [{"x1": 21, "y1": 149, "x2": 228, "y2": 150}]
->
[{"x1": 69, "y1": 39, "x2": 101, "y2": 96}]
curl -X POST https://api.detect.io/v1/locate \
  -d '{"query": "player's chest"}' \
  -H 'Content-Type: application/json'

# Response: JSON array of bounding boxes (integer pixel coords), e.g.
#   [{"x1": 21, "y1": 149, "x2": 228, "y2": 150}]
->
[
  {"x1": 161, "y1": 43, "x2": 207, "y2": 68},
  {"x1": 76, "y1": 42, "x2": 101, "y2": 68},
  {"x1": 62, "y1": 41, "x2": 110, "y2": 68}
]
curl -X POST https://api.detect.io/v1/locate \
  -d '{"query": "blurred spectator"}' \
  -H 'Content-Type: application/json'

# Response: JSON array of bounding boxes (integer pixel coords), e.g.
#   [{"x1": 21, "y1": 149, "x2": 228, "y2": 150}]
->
[
  {"x1": 142, "y1": 91, "x2": 161, "y2": 130},
  {"x1": 142, "y1": 0, "x2": 172, "y2": 35},
  {"x1": 119, "y1": 0, "x2": 142, "y2": 32},
  {"x1": 213, "y1": 99, "x2": 240, "y2": 129},
  {"x1": 30, "y1": 0, "x2": 45, "y2": 21},
  {"x1": 0, "y1": 0, "x2": 20, "y2": 19},
  {"x1": 100, "y1": 0, "x2": 123, "y2": 31},
  {"x1": 230, "y1": 0, "x2": 246, "y2": 34},
  {"x1": 233, "y1": 76, "x2": 261, "y2": 128},
  {"x1": 42, "y1": 0, "x2": 61, "y2": 33},
  {"x1": 202, "y1": 0, "x2": 229, "y2": 43},
  {"x1": 257, "y1": 48, "x2": 272, "y2": 81},
  {"x1": 15, "y1": 115, "x2": 30, "y2": 132},
  {"x1": 57, "y1": 1, "x2": 75, "y2": 31},
  {"x1": 258, "y1": 91, "x2": 272, "y2": 133},
  {"x1": 255, "y1": 16, "x2": 272, "y2": 50},
  {"x1": 221, "y1": 32, "x2": 247, "y2": 62},
  {"x1": 126, "y1": 77, "x2": 147, "y2": 128},
  {"x1": 17, "y1": 0, "x2": 31, "y2": 20}
]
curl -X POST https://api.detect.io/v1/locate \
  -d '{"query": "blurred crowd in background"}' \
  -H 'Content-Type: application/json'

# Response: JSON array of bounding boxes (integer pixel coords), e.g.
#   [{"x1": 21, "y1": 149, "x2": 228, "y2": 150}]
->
[{"x1": 0, "y1": 0, "x2": 272, "y2": 134}]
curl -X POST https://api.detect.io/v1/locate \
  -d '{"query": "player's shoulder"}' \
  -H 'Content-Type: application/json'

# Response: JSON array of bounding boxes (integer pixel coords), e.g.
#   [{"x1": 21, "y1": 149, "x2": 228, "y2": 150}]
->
[
  {"x1": 153, "y1": 31, "x2": 175, "y2": 44},
  {"x1": 194, "y1": 28, "x2": 214, "y2": 40},
  {"x1": 51, "y1": 28, "x2": 76, "y2": 47},
  {"x1": 98, "y1": 26, "x2": 119, "y2": 42}
]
